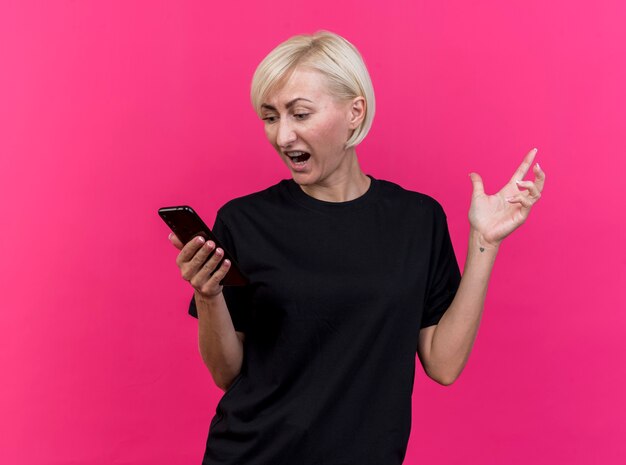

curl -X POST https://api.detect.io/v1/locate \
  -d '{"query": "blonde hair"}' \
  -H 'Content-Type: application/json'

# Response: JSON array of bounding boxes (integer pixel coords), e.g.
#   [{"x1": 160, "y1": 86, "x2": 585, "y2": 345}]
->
[{"x1": 251, "y1": 30, "x2": 376, "y2": 149}]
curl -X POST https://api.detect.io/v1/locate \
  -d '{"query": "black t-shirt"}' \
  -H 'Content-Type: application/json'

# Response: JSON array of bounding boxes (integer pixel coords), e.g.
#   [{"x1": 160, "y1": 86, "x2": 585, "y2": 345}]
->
[{"x1": 188, "y1": 174, "x2": 461, "y2": 465}]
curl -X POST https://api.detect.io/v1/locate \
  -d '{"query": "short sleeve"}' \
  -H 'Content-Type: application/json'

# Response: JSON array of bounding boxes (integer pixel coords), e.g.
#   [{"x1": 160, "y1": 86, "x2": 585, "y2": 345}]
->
[
  {"x1": 420, "y1": 204, "x2": 461, "y2": 329},
  {"x1": 188, "y1": 210, "x2": 253, "y2": 333}
]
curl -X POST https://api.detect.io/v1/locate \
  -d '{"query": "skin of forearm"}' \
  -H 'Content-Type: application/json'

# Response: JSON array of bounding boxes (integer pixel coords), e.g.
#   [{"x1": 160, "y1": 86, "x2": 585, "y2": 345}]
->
[
  {"x1": 427, "y1": 228, "x2": 499, "y2": 384},
  {"x1": 195, "y1": 290, "x2": 244, "y2": 391}
]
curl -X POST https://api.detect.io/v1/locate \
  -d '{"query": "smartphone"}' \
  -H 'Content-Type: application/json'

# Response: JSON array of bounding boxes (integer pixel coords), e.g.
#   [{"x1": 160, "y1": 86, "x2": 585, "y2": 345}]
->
[{"x1": 158, "y1": 206, "x2": 249, "y2": 286}]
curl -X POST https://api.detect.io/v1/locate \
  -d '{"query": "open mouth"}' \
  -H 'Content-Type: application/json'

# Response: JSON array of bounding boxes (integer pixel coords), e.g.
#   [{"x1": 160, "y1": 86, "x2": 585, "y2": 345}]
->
[{"x1": 287, "y1": 151, "x2": 311, "y2": 164}]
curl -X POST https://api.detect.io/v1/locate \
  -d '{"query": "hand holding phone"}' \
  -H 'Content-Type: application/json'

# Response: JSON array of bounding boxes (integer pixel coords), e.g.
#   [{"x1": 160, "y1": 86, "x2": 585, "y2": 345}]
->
[
  {"x1": 159, "y1": 206, "x2": 248, "y2": 295},
  {"x1": 171, "y1": 233, "x2": 234, "y2": 298}
]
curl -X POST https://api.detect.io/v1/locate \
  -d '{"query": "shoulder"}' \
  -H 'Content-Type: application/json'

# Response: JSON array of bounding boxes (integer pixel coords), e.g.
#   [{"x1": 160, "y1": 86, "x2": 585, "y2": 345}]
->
[
  {"x1": 216, "y1": 178, "x2": 292, "y2": 222},
  {"x1": 376, "y1": 177, "x2": 447, "y2": 218}
]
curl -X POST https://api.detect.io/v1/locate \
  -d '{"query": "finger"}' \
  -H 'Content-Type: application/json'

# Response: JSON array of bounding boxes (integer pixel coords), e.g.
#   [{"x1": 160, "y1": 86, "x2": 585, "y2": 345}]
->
[
  {"x1": 184, "y1": 241, "x2": 217, "y2": 279},
  {"x1": 191, "y1": 245, "x2": 224, "y2": 286},
  {"x1": 176, "y1": 236, "x2": 207, "y2": 268},
  {"x1": 469, "y1": 172, "x2": 485, "y2": 196},
  {"x1": 203, "y1": 258, "x2": 232, "y2": 292},
  {"x1": 533, "y1": 162, "x2": 546, "y2": 193},
  {"x1": 169, "y1": 233, "x2": 184, "y2": 250},
  {"x1": 510, "y1": 148, "x2": 538, "y2": 184},
  {"x1": 515, "y1": 180, "x2": 541, "y2": 200},
  {"x1": 506, "y1": 194, "x2": 533, "y2": 209}
]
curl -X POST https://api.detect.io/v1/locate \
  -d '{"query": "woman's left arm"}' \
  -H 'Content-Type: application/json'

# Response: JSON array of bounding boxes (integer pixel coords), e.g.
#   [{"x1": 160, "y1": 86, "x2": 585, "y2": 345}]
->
[{"x1": 418, "y1": 148, "x2": 546, "y2": 385}]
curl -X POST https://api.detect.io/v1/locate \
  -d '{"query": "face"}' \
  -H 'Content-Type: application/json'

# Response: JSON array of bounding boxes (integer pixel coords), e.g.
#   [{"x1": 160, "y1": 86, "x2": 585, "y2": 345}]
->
[{"x1": 260, "y1": 67, "x2": 365, "y2": 186}]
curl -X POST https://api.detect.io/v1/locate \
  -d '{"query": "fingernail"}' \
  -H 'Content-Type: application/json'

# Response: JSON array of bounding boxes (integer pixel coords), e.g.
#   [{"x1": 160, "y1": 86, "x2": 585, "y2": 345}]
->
[
  {"x1": 168, "y1": 232, "x2": 173, "y2": 240},
  {"x1": 197, "y1": 236, "x2": 205, "y2": 244},
  {"x1": 536, "y1": 162, "x2": 541, "y2": 170},
  {"x1": 533, "y1": 148, "x2": 538, "y2": 153}
]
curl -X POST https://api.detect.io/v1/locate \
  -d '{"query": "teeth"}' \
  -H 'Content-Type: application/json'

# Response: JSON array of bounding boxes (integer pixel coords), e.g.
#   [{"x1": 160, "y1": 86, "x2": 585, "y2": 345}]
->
[{"x1": 287, "y1": 151, "x2": 306, "y2": 158}]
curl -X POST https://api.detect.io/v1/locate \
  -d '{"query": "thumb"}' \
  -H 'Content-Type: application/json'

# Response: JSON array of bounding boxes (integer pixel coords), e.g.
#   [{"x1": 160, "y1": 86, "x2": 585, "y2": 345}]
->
[
  {"x1": 169, "y1": 232, "x2": 184, "y2": 250},
  {"x1": 469, "y1": 172, "x2": 485, "y2": 196}
]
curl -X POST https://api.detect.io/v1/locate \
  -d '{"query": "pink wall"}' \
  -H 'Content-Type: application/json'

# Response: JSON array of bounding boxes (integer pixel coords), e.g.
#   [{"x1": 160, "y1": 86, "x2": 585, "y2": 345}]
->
[{"x1": 1, "y1": 1, "x2": 624, "y2": 463}]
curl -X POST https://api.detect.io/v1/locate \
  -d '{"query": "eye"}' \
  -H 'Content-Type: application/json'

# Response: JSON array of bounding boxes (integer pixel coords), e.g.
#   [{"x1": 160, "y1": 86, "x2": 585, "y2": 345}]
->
[
  {"x1": 262, "y1": 115, "x2": 278, "y2": 123},
  {"x1": 294, "y1": 113, "x2": 310, "y2": 120}
]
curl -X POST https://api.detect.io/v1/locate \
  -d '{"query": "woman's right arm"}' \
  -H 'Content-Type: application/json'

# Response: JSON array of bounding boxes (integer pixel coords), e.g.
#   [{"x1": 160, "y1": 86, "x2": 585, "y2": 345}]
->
[
  {"x1": 195, "y1": 291, "x2": 245, "y2": 391},
  {"x1": 170, "y1": 233, "x2": 244, "y2": 392}
]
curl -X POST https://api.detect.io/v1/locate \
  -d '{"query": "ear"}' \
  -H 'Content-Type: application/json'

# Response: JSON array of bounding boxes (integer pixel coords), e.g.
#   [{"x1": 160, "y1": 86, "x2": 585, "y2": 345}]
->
[{"x1": 347, "y1": 96, "x2": 366, "y2": 129}]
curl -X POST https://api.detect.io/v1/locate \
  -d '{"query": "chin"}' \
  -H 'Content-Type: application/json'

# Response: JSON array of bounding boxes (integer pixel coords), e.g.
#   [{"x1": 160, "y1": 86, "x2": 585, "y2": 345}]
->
[{"x1": 290, "y1": 172, "x2": 315, "y2": 185}]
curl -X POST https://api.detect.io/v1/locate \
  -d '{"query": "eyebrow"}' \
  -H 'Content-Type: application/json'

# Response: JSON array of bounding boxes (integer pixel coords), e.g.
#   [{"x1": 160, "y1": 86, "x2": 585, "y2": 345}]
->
[{"x1": 260, "y1": 98, "x2": 313, "y2": 111}]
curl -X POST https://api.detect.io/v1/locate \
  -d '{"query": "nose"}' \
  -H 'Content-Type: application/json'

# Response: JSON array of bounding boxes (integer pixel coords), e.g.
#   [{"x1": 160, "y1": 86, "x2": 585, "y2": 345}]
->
[{"x1": 276, "y1": 118, "x2": 297, "y2": 149}]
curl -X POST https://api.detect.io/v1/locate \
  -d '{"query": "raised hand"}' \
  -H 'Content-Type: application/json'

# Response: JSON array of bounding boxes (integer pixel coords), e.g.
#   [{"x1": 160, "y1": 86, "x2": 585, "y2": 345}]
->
[{"x1": 468, "y1": 148, "x2": 546, "y2": 247}]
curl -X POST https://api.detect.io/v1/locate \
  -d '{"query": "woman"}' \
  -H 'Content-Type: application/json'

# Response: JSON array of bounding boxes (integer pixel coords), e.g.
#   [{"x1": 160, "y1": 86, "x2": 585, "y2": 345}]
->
[{"x1": 169, "y1": 31, "x2": 545, "y2": 464}]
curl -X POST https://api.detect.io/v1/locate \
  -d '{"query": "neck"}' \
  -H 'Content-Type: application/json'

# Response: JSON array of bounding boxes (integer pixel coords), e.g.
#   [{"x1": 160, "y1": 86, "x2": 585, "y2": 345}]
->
[{"x1": 298, "y1": 152, "x2": 371, "y2": 202}]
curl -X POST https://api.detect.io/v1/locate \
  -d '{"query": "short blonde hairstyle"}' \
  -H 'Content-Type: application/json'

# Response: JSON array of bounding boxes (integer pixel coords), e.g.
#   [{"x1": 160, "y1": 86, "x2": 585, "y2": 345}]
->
[{"x1": 251, "y1": 30, "x2": 376, "y2": 149}]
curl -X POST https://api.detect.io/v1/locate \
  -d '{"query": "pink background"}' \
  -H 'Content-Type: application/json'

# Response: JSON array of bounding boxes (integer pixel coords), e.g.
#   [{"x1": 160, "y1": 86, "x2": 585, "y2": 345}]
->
[{"x1": 1, "y1": 1, "x2": 624, "y2": 464}]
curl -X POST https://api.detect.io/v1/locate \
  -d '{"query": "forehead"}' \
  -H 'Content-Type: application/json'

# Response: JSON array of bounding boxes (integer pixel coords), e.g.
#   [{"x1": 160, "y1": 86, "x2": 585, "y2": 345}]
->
[{"x1": 263, "y1": 67, "x2": 333, "y2": 107}]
